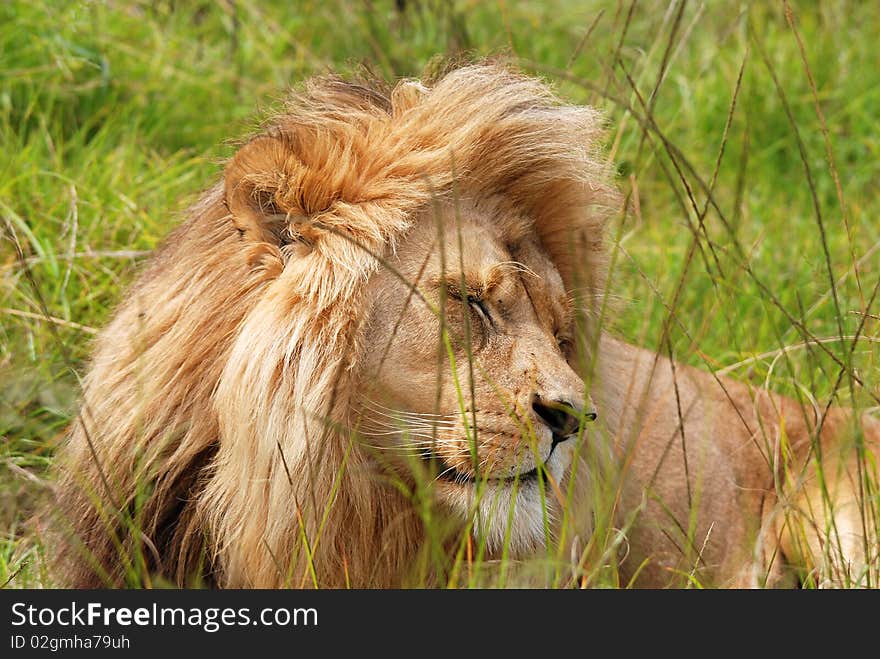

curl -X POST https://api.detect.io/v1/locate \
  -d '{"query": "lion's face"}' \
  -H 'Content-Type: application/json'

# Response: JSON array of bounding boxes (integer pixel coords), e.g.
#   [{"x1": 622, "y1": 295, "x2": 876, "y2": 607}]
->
[{"x1": 360, "y1": 197, "x2": 594, "y2": 555}]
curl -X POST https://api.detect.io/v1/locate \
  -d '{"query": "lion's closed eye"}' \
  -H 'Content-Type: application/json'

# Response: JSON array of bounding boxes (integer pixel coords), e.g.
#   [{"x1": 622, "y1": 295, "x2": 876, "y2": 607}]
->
[
  {"x1": 436, "y1": 280, "x2": 494, "y2": 340},
  {"x1": 556, "y1": 334, "x2": 574, "y2": 357},
  {"x1": 467, "y1": 295, "x2": 493, "y2": 327}
]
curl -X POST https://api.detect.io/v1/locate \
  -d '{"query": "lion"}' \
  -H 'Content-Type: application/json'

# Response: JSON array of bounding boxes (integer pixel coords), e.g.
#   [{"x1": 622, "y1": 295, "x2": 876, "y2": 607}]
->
[{"x1": 47, "y1": 63, "x2": 878, "y2": 588}]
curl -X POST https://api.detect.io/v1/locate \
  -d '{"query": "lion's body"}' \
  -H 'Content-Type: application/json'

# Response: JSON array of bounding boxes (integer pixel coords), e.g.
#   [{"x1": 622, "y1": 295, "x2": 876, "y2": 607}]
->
[
  {"x1": 48, "y1": 64, "x2": 878, "y2": 588},
  {"x1": 597, "y1": 336, "x2": 879, "y2": 587}
]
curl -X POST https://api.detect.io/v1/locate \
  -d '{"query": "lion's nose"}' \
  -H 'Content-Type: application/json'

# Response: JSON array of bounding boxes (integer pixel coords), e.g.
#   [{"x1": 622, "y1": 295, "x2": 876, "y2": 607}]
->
[{"x1": 532, "y1": 395, "x2": 597, "y2": 442}]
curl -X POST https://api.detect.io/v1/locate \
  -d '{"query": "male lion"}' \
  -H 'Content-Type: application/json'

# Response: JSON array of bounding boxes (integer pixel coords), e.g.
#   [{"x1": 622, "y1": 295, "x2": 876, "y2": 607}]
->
[{"x1": 48, "y1": 63, "x2": 878, "y2": 588}]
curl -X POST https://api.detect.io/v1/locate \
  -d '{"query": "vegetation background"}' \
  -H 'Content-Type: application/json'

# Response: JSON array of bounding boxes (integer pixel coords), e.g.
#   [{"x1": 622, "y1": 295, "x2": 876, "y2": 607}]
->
[{"x1": 1, "y1": 0, "x2": 878, "y2": 587}]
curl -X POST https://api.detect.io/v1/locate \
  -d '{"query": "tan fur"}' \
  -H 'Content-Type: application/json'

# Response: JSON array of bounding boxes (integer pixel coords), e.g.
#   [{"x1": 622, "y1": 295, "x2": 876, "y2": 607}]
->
[
  {"x1": 48, "y1": 63, "x2": 877, "y2": 588},
  {"x1": 593, "y1": 337, "x2": 878, "y2": 586}
]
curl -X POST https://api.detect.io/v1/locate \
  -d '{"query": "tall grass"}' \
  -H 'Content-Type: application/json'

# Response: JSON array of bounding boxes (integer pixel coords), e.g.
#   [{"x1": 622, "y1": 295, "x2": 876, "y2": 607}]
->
[{"x1": 1, "y1": 0, "x2": 878, "y2": 587}]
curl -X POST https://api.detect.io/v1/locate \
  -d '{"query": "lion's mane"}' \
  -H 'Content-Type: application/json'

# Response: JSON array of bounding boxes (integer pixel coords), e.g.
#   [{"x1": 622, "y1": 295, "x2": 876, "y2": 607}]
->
[{"x1": 50, "y1": 63, "x2": 618, "y2": 587}]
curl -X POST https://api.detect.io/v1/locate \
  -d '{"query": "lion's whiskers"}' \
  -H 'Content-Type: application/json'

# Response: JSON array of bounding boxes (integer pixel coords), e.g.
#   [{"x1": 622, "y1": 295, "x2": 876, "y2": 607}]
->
[
  {"x1": 494, "y1": 260, "x2": 540, "y2": 279},
  {"x1": 356, "y1": 395, "x2": 459, "y2": 421}
]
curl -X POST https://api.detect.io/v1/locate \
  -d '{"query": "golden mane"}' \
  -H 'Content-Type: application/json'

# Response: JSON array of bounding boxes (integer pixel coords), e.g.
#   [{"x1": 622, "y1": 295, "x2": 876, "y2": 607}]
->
[{"x1": 49, "y1": 63, "x2": 618, "y2": 587}]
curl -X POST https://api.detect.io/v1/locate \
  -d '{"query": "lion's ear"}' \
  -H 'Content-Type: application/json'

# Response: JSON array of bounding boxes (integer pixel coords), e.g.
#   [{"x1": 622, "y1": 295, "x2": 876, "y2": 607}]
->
[{"x1": 224, "y1": 135, "x2": 305, "y2": 247}]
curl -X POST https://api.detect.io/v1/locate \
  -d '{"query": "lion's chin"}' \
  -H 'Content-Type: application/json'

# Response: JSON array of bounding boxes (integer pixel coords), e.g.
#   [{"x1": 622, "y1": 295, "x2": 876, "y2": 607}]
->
[{"x1": 435, "y1": 442, "x2": 575, "y2": 558}]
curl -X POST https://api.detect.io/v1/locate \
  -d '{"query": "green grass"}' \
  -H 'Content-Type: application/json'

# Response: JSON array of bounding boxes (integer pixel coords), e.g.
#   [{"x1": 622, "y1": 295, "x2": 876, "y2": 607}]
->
[{"x1": 2, "y1": 0, "x2": 878, "y2": 587}]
